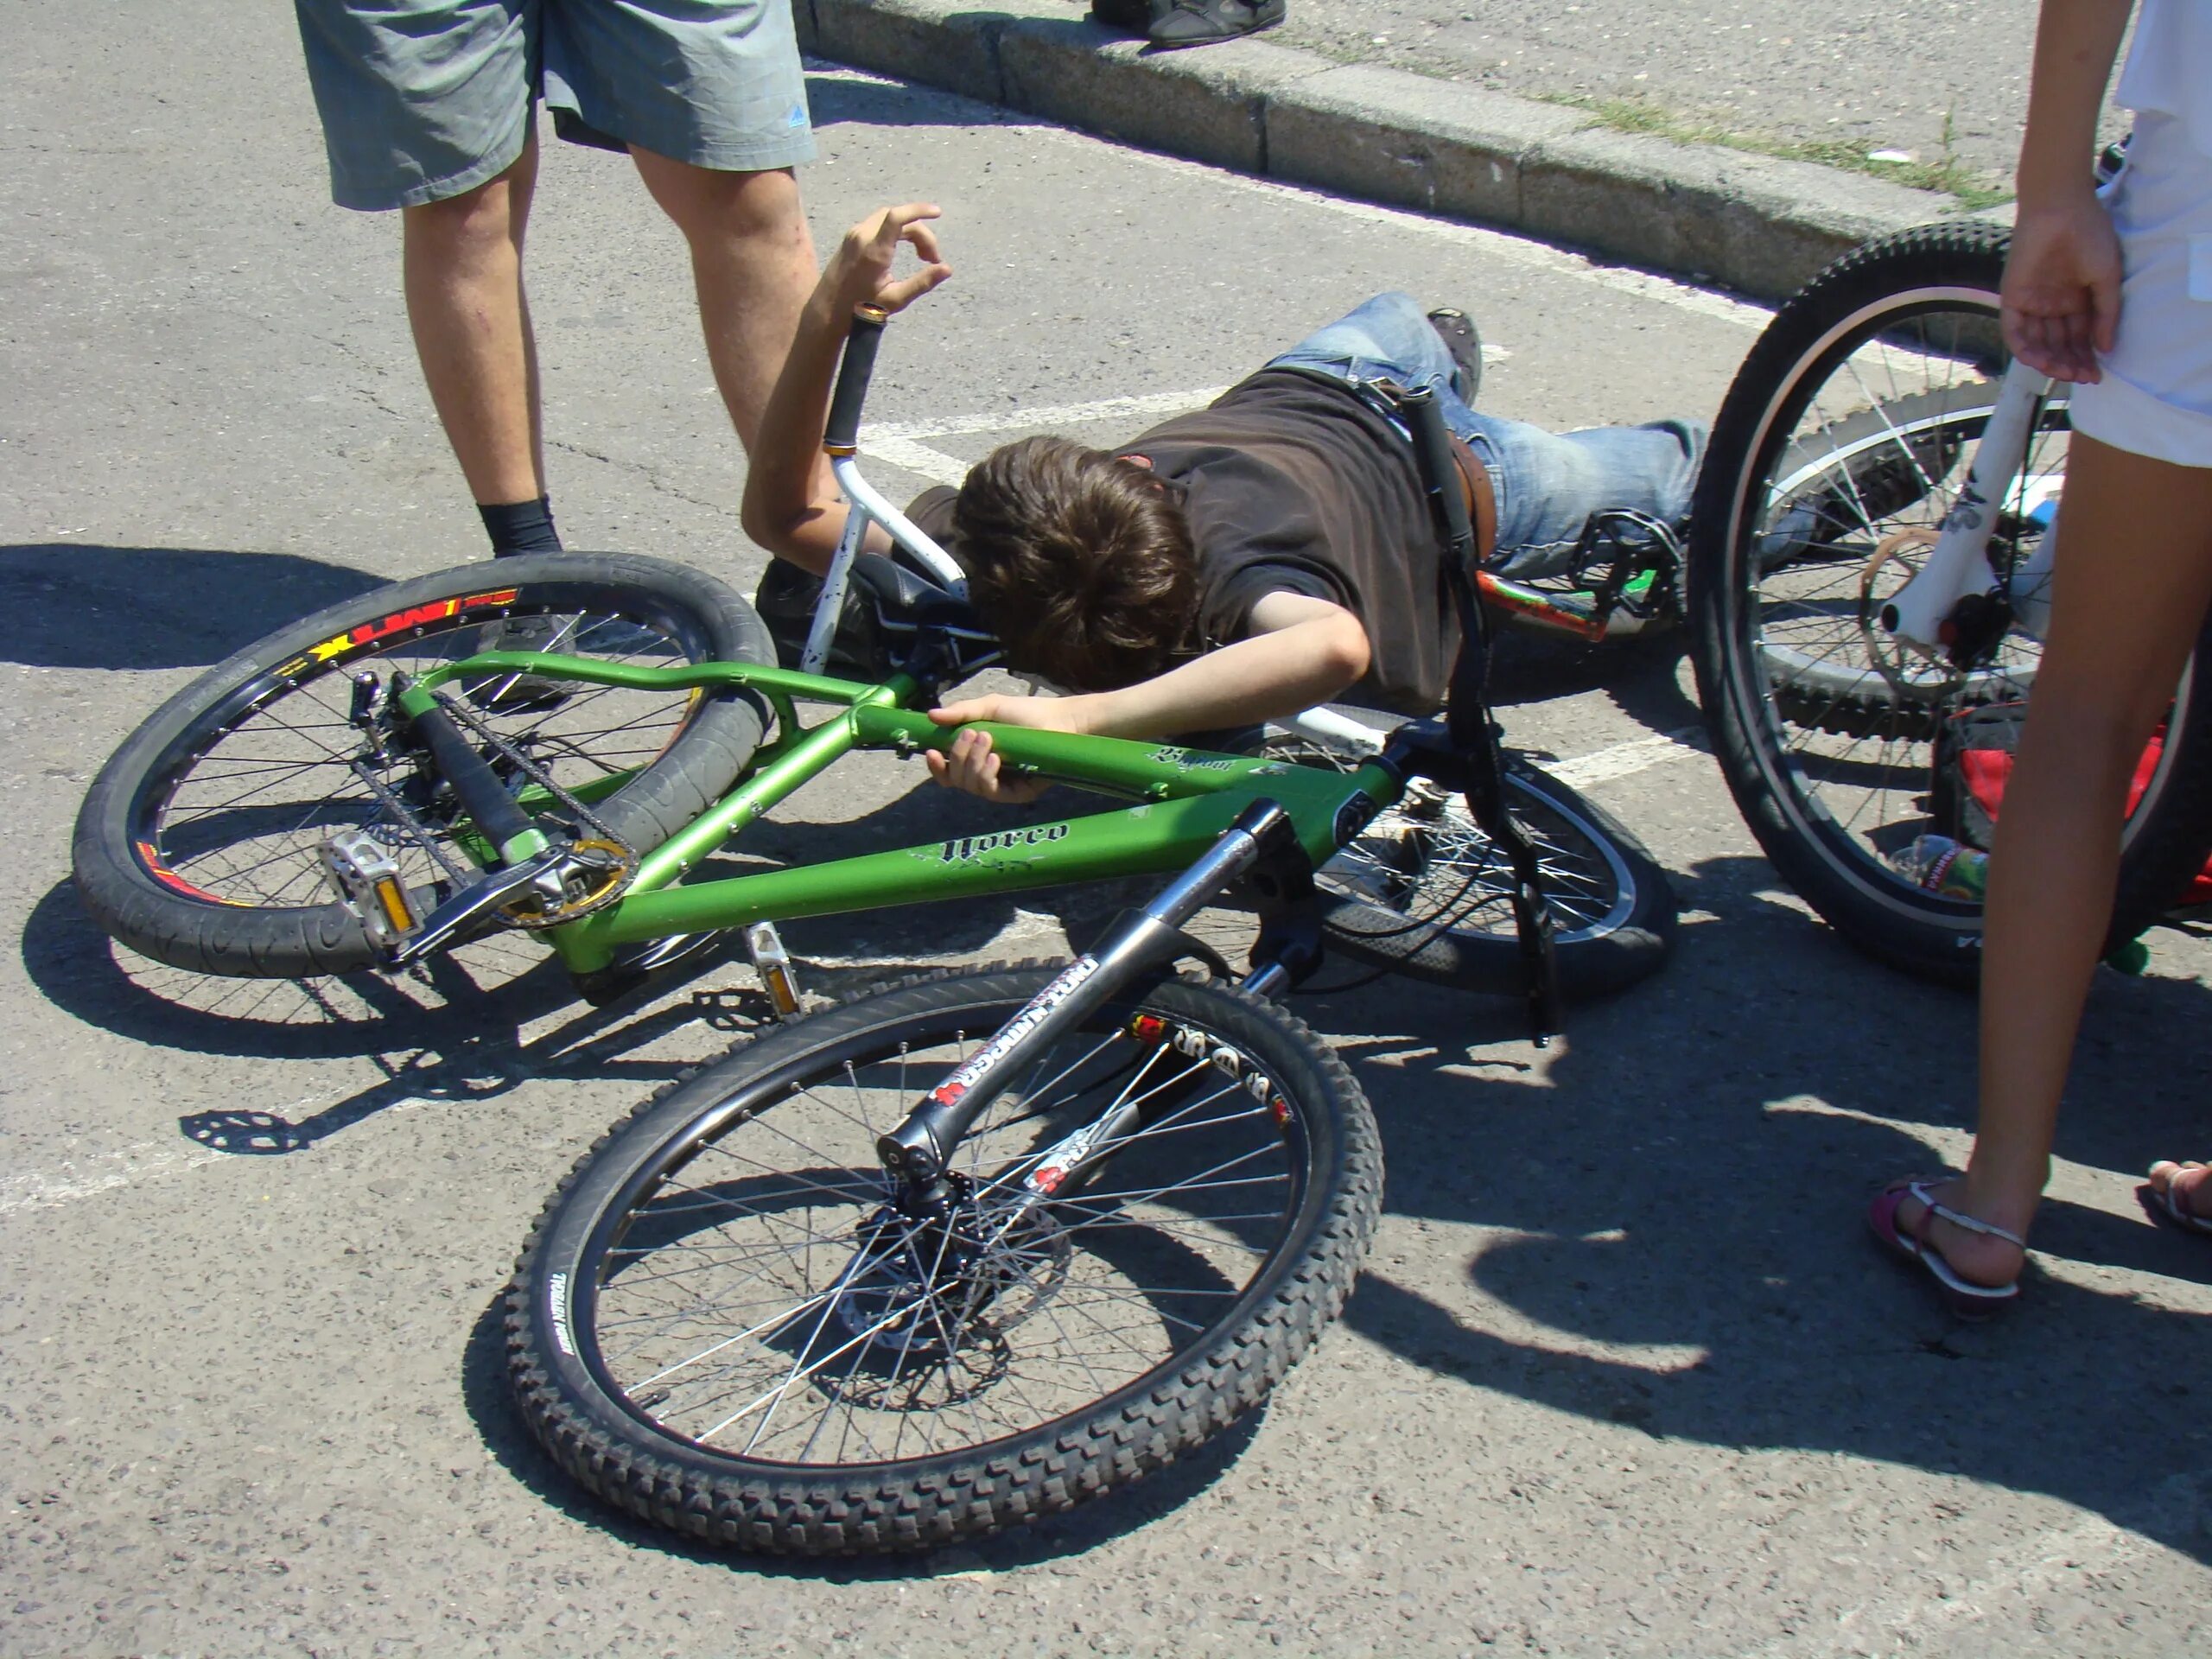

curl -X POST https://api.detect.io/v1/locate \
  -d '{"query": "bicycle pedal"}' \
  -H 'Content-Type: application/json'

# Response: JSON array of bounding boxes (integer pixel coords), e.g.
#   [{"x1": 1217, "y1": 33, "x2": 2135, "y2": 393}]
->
[
  {"x1": 319, "y1": 829, "x2": 417, "y2": 951},
  {"x1": 744, "y1": 921, "x2": 805, "y2": 1019}
]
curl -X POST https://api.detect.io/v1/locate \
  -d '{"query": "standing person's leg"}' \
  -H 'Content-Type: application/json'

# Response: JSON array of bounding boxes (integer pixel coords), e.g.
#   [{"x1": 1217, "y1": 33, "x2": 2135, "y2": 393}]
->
[
  {"x1": 402, "y1": 135, "x2": 557, "y2": 527},
  {"x1": 1887, "y1": 437, "x2": 2212, "y2": 1286},
  {"x1": 293, "y1": 0, "x2": 556, "y2": 555},
  {"x1": 542, "y1": 0, "x2": 819, "y2": 474},
  {"x1": 629, "y1": 156, "x2": 817, "y2": 455}
]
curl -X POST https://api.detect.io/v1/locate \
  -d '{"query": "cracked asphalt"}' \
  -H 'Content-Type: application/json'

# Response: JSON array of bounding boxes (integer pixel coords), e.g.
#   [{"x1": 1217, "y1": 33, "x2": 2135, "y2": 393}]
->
[{"x1": 3, "y1": 3, "x2": 2209, "y2": 1655}]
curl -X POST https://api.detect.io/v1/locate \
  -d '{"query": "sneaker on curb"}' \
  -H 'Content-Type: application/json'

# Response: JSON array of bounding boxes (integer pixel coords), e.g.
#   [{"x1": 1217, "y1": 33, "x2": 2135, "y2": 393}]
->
[
  {"x1": 1148, "y1": 0, "x2": 1285, "y2": 49},
  {"x1": 1427, "y1": 308, "x2": 1483, "y2": 405}
]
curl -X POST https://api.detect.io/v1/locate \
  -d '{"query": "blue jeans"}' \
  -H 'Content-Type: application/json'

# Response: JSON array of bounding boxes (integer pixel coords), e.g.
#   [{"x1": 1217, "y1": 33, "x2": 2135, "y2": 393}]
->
[{"x1": 1266, "y1": 291, "x2": 1705, "y2": 580}]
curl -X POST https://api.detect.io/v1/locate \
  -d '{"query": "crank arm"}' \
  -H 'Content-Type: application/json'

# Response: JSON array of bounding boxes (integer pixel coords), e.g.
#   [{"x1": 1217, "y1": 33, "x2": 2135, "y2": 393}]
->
[{"x1": 366, "y1": 849, "x2": 568, "y2": 969}]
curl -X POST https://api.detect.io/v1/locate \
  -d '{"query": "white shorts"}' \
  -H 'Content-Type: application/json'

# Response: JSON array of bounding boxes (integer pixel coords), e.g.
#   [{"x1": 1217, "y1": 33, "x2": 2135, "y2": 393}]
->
[{"x1": 2067, "y1": 112, "x2": 2212, "y2": 469}]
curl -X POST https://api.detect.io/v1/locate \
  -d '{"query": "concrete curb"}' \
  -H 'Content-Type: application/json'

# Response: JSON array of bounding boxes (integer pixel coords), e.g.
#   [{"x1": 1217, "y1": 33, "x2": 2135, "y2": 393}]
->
[{"x1": 794, "y1": 0, "x2": 1990, "y2": 302}]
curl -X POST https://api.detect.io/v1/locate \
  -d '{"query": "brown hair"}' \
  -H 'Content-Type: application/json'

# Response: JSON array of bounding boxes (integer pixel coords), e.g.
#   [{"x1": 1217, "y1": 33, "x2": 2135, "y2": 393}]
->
[{"x1": 953, "y1": 435, "x2": 1199, "y2": 690}]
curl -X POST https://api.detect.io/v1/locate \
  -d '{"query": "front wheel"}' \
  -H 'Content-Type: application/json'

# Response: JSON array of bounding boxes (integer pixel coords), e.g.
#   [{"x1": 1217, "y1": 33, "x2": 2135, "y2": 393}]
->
[
  {"x1": 505, "y1": 964, "x2": 1382, "y2": 1554},
  {"x1": 1688, "y1": 221, "x2": 2212, "y2": 984}
]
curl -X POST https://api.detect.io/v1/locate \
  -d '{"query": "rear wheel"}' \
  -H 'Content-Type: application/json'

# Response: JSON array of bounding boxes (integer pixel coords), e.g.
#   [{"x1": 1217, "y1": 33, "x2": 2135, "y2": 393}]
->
[
  {"x1": 72, "y1": 553, "x2": 774, "y2": 978},
  {"x1": 1254, "y1": 731, "x2": 1676, "y2": 997},
  {"x1": 1688, "y1": 222, "x2": 2212, "y2": 983},
  {"x1": 505, "y1": 963, "x2": 1381, "y2": 1554}
]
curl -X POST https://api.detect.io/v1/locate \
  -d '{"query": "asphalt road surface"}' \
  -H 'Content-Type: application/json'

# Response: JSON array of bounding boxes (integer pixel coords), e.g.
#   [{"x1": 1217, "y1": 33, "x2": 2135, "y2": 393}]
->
[{"x1": 3, "y1": 3, "x2": 2208, "y2": 1655}]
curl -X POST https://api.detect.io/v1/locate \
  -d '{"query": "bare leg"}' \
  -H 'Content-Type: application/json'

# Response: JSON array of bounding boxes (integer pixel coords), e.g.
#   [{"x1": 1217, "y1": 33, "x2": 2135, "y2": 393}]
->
[
  {"x1": 1899, "y1": 435, "x2": 2212, "y2": 1283},
  {"x1": 628, "y1": 151, "x2": 817, "y2": 457},
  {"x1": 401, "y1": 134, "x2": 546, "y2": 505}
]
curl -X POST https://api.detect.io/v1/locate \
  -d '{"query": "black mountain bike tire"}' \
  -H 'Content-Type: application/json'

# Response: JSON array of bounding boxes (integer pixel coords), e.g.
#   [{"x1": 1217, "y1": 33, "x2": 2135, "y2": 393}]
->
[
  {"x1": 73, "y1": 552, "x2": 774, "y2": 979},
  {"x1": 1688, "y1": 221, "x2": 2212, "y2": 984},
  {"x1": 1258, "y1": 734, "x2": 1676, "y2": 998},
  {"x1": 505, "y1": 963, "x2": 1382, "y2": 1555}
]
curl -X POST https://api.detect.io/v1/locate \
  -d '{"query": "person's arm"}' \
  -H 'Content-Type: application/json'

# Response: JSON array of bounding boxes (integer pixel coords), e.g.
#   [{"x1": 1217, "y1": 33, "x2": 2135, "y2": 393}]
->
[
  {"x1": 925, "y1": 592, "x2": 1370, "y2": 803},
  {"x1": 2002, "y1": 0, "x2": 2134, "y2": 382},
  {"x1": 739, "y1": 203, "x2": 953, "y2": 574}
]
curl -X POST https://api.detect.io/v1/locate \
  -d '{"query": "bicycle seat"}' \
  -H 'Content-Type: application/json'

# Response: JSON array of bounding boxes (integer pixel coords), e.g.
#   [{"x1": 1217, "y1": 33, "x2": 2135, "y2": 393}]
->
[{"x1": 756, "y1": 551, "x2": 994, "y2": 679}]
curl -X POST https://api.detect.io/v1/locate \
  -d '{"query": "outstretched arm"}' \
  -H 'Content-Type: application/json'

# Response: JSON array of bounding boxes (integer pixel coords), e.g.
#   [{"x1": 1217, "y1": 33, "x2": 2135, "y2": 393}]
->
[
  {"x1": 740, "y1": 203, "x2": 953, "y2": 573},
  {"x1": 925, "y1": 592, "x2": 1371, "y2": 802}
]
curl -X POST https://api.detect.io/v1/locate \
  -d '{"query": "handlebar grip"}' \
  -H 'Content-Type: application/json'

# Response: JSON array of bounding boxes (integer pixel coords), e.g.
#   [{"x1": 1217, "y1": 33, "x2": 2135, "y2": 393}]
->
[
  {"x1": 1401, "y1": 385, "x2": 1476, "y2": 559},
  {"x1": 823, "y1": 304, "x2": 888, "y2": 454}
]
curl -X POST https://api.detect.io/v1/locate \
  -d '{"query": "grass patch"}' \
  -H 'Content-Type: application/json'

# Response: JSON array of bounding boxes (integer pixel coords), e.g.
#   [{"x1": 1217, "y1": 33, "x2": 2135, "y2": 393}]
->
[{"x1": 1539, "y1": 93, "x2": 2014, "y2": 212}]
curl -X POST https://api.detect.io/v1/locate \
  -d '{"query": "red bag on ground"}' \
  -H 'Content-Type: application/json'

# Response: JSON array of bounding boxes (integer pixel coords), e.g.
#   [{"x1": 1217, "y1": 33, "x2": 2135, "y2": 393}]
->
[{"x1": 1948, "y1": 704, "x2": 2212, "y2": 906}]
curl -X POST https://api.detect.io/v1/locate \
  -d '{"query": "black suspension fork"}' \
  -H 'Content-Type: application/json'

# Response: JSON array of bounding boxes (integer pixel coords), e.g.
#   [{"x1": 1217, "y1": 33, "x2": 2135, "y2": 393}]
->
[
  {"x1": 875, "y1": 800, "x2": 1313, "y2": 1212},
  {"x1": 1399, "y1": 384, "x2": 1563, "y2": 1045}
]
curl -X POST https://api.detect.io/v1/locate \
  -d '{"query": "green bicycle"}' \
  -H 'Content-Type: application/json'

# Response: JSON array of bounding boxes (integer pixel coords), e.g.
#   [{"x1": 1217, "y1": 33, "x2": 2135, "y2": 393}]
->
[{"x1": 71, "y1": 315, "x2": 1673, "y2": 1011}]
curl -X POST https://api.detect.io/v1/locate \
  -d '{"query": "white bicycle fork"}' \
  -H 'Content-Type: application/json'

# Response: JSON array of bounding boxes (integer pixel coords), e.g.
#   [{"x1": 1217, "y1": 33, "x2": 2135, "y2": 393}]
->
[{"x1": 1878, "y1": 357, "x2": 2062, "y2": 655}]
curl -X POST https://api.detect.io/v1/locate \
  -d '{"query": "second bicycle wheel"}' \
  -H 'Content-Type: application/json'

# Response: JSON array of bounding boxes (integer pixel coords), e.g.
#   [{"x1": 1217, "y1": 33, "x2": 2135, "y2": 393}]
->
[
  {"x1": 72, "y1": 552, "x2": 775, "y2": 978},
  {"x1": 505, "y1": 963, "x2": 1382, "y2": 1554},
  {"x1": 1688, "y1": 221, "x2": 2212, "y2": 983}
]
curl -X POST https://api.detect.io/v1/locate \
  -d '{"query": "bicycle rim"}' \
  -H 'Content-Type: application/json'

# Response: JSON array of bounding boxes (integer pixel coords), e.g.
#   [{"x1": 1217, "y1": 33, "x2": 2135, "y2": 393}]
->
[
  {"x1": 563, "y1": 982, "x2": 1335, "y2": 1471},
  {"x1": 132, "y1": 597, "x2": 710, "y2": 913}
]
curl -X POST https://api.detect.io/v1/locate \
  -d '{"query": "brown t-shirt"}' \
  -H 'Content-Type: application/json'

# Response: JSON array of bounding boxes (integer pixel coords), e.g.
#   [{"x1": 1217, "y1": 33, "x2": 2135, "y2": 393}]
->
[{"x1": 905, "y1": 370, "x2": 1454, "y2": 714}]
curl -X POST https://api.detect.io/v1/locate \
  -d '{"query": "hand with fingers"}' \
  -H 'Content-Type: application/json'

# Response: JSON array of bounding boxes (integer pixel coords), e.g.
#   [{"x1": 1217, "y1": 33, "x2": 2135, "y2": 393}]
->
[
  {"x1": 2000, "y1": 191, "x2": 2122, "y2": 385},
  {"x1": 827, "y1": 201, "x2": 954, "y2": 319},
  {"x1": 925, "y1": 695, "x2": 1091, "y2": 804}
]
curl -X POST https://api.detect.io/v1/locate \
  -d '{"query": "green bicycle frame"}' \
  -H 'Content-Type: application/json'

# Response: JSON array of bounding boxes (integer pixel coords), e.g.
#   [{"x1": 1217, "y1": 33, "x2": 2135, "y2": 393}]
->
[{"x1": 412, "y1": 652, "x2": 1395, "y2": 976}]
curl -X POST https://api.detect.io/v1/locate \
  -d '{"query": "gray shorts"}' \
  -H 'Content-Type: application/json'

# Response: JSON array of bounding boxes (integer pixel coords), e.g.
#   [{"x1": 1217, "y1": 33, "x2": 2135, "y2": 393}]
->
[{"x1": 293, "y1": 0, "x2": 817, "y2": 212}]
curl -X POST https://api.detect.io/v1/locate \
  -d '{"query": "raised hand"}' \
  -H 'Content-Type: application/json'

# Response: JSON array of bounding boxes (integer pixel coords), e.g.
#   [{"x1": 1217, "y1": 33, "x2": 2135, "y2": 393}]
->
[{"x1": 828, "y1": 202, "x2": 953, "y2": 317}]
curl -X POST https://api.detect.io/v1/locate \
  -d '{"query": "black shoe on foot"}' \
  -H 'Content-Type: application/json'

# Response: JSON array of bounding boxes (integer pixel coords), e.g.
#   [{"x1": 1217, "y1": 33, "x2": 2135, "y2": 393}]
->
[
  {"x1": 1090, "y1": 0, "x2": 1150, "y2": 30},
  {"x1": 1427, "y1": 308, "x2": 1483, "y2": 405},
  {"x1": 1148, "y1": 0, "x2": 1286, "y2": 49},
  {"x1": 466, "y1": 613, "x2": 575, "y2": 713}
]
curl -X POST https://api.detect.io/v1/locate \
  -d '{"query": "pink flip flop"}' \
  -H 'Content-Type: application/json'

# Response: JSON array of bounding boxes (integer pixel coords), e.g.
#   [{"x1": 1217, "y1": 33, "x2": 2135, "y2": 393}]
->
[
  {"x1": 1866, "y1": 1179, "x2": 2024, "y2": 1319},
  {"x1": 2142, "y1": 1161, "x2": 2212, "y2": 1236}
]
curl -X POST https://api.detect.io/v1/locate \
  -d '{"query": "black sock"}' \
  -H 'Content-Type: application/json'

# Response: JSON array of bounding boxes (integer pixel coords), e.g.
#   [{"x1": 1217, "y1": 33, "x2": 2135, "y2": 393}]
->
[{"x1": 479, "y1": 495, "x2": 563, "y2": 558}]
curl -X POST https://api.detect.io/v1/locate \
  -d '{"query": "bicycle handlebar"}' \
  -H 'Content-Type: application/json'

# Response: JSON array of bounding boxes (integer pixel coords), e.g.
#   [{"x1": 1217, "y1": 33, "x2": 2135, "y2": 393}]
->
[{"x1": 824, "y1": 304, "x2": 888, "y2": 455}]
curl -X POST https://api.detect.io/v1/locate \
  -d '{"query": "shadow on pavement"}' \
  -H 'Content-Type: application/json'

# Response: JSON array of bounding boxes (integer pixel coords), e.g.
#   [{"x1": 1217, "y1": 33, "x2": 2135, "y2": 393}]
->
[
  {"x1": 1321, "y1": 853, "x2": 2212, "y2": 1566},
  {"x1": 0, "y1": 543, "x2": 386, "y2": 670}
]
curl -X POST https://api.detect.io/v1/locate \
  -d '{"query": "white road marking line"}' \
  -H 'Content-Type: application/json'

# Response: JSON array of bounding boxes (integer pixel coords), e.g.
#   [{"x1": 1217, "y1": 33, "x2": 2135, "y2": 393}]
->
[
  {"x1": 860, "y1": 342, "x2": 1513, "y2": 480},
  {"x1": 807, "y1": 63, "x2": 1772, "y2": 333},
  {"x1": 1546, "y1": 726, "x2": 1708, "y2": 790},
  {"x1": 865, "y1": 386, "x2": 1234, "y2": 444},
  {"x1": 0, "y1": 1087, "x2": 438, "y2": 1213},
  {"x1": 1745, "y1": 1502, "x2": 2182, "y2": 1657},
  {"x1": 0, "y1": 1140, "x2": 228, "y2": 1214},
  {"x1": 857, "y1": 435, "x2": 972, "y2": 486}
]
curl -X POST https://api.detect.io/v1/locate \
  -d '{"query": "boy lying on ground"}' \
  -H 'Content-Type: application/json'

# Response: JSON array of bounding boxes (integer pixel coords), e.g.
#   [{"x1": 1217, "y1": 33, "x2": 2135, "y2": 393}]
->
[{"x1": 743, "y1": 204, "x2": 1705, "y2": 802}]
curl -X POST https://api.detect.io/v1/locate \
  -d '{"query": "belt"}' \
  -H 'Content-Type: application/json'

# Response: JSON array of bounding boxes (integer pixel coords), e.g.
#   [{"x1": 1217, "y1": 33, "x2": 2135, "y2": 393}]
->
[{"x1": 1445, "y1": 431, "x2": 1500, "y2": 566}]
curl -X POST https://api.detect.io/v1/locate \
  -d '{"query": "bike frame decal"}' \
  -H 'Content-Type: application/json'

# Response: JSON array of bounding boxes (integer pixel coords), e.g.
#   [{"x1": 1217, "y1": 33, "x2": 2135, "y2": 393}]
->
[
  {"x1": 938, "y1": 823, "x2": 1071, "y2": 863},
  {"x1": 926, "y1": 955, "x2": 1102, "y2": 1107},
  {"x1": 304, "y1": 588, "x2": 522, "y2": 665}
]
